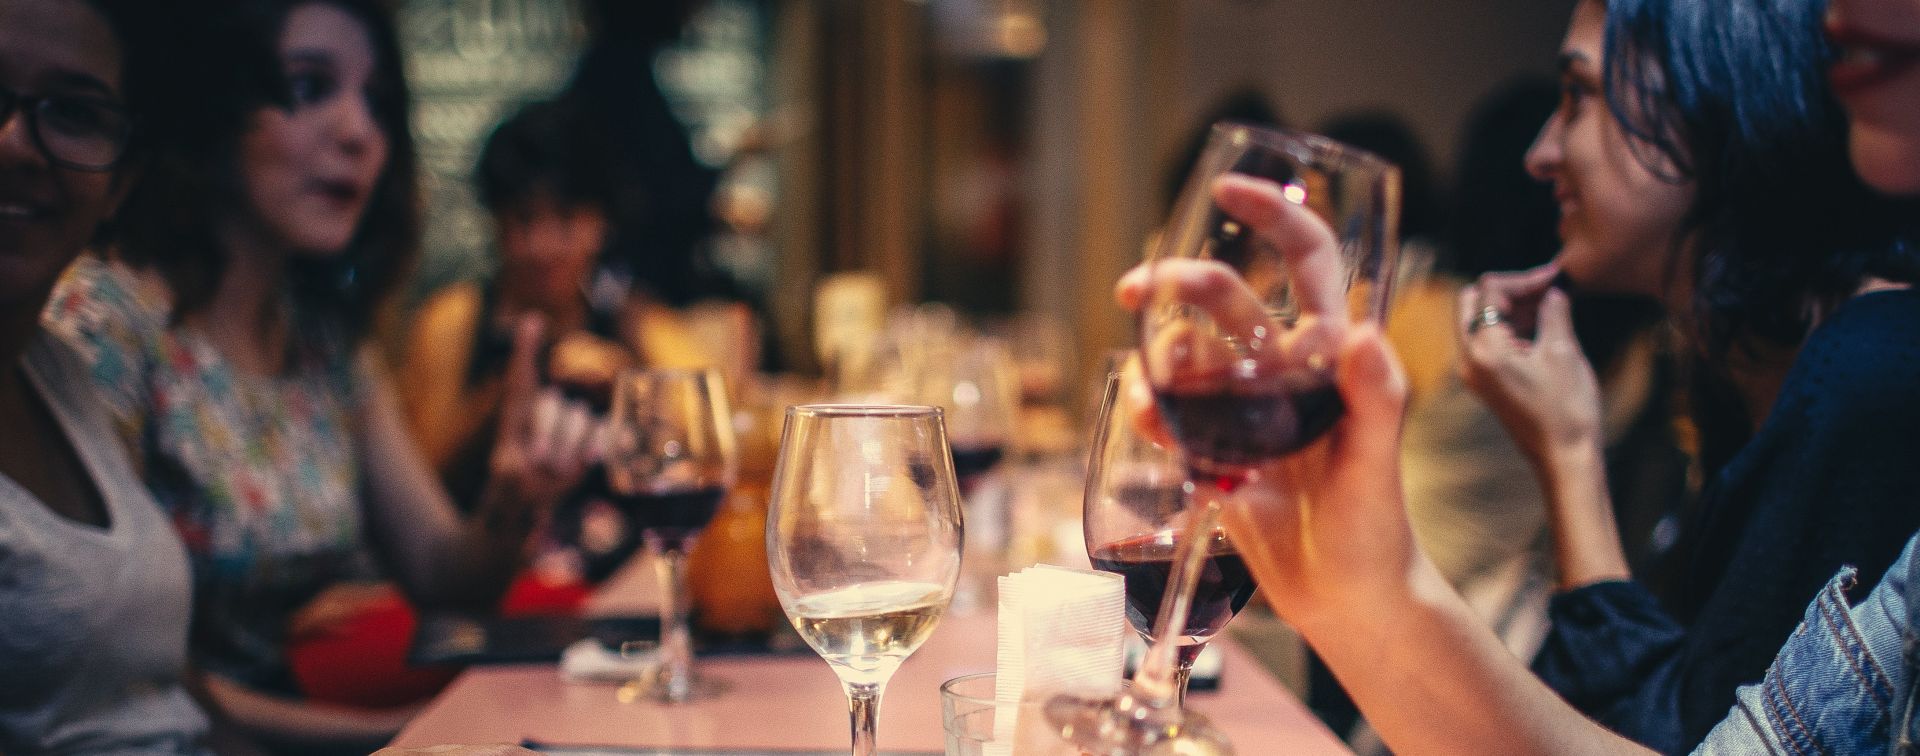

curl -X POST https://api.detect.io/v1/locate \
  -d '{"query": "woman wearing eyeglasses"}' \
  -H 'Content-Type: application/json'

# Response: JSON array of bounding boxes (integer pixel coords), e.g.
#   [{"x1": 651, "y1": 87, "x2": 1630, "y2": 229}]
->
[{"x1": 0, "y1": 0, "x2": 215, "y2": 753}]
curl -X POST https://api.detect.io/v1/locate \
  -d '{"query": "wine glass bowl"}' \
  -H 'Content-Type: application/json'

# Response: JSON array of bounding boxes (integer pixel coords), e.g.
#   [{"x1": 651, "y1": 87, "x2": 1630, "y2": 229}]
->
[
  {"x1": 768, "y1": 404, "x2": 964, "y2": 756},
  {"x1": 1083, "y1": 368, "x2": 1256, "y2": 699},
  {"x1": 604, "y1": 368, "x2": 737, "y2": 703},
  {"x1": 1140, "y1": 123, "x2": 1402, "y2": 478}
]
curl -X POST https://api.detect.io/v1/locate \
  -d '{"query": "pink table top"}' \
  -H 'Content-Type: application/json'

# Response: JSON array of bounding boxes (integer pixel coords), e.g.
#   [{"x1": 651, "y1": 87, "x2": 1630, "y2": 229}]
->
[{"x1": 390, "y1": 609, "x2": 1350, "y2": 754}]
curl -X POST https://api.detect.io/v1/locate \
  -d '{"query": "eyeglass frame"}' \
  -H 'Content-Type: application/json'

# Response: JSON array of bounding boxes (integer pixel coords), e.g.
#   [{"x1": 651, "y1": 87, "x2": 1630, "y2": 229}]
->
[{"x1": 0, "y1": 86, "x2": 134, "y2": 172}]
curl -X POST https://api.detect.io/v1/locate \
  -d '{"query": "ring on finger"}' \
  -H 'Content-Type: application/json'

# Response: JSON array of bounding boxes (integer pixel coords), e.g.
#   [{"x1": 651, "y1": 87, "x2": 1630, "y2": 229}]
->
[{"x1": 1470, "y1": 304, "x2": 1506, "y2": 332}]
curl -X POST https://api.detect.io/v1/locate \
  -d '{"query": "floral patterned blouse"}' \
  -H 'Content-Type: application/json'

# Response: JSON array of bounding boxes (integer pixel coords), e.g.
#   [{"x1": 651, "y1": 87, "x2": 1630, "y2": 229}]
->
[{"x1": 44, "y1": 255, "x2": 367, "y2": 694}]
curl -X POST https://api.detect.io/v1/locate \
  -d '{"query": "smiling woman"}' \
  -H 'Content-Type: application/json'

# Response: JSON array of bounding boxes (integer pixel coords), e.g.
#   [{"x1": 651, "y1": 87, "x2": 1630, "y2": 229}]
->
[{"x1": 0, "y1": 0, "x2": 216, "y2": 753}]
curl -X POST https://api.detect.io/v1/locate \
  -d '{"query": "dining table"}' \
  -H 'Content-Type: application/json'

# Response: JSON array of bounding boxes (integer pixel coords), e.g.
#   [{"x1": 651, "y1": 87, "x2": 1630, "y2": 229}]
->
[{"x1": 389, "y1": 548, "x2": 1353, "y2": 755}]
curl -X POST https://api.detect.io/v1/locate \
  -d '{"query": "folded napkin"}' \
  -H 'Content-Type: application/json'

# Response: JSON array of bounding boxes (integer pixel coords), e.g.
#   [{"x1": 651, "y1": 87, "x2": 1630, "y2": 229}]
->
[
  {"x1": 993, "y1": 565, "x2": 1128, "y2": 754},
  {"x1": 558, "y1": 639, "x2": 658, "y2": 683}
]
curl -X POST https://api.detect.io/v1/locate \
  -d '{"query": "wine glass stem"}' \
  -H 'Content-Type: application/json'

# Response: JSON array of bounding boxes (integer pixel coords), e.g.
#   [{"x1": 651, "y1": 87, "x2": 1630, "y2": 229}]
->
[
  {"x1": 648, "y1": 533, "x2": 695, "y2": 701},
  {"x1": 842, "y1": 680, "x2": 885, "y2": 756},
  {"x1": 1174, "y1": 655, "x2": 1198, "y2": 707},
  {"x1": 1136, "y1": 498, "x2": 1222, "y2": 708}
]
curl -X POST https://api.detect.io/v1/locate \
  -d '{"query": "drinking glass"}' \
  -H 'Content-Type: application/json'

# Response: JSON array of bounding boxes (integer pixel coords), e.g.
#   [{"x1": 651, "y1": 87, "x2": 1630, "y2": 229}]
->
[
  {"x1": 604, "y1": 369, "x2": 737, "y2": 703},
  {"x1": 1084, "y1": 367, "x2": 1255, "y2": 705},
  {"x1": 1137, "y1": 123, "x2": 1401, "y2": 484},
  {"x1": 939, "y1": 336, "x2": 1019, "y2": 495},
  {"x1": 941, "y1": 672, "x2": 1091, "y2": 755},
  {"x1": 768, "y1": 405, "x2": 964, "y2": 756}
]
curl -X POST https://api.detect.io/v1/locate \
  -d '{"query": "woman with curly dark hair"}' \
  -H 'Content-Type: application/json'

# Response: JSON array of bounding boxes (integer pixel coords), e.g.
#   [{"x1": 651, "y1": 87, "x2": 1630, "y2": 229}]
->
[
  {"x1": 1453, "y1": 0, "x2": 1920, "y2": 750},
  {"x1": 43, "y1": 0, "x2": 599, "y2": 749}
]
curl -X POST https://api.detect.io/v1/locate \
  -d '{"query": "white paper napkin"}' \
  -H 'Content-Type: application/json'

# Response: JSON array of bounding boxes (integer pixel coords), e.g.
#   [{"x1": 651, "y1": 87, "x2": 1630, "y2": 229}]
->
[{"x1": 992, "y1": 564, "x2": 1128, "y2": 754}]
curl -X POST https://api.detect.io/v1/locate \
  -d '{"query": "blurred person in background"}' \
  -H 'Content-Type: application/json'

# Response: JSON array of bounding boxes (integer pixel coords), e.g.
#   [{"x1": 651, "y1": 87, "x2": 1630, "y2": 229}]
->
[
  {"x1": 400, "y1": 98, "x2": 625, "y2": 509},
  {"x1": 0, "y1": 0, "x2": 212, "y2": 752},
  {"x1": 1456, "y1": 0, "x2": 1920, "y2": 750},
  {"x1": 399, "y1": 98, "x2": 647, "y2": 586},
  {"x1": 44, "y1": 0, "x2": 599, "y2": 750}
]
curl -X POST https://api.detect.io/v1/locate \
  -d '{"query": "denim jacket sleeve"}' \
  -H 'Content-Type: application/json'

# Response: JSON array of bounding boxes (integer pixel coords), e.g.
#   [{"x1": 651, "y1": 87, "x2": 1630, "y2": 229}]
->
[{"x1": 1694, "y1": 533, "x2": 1919, "y2": 754}]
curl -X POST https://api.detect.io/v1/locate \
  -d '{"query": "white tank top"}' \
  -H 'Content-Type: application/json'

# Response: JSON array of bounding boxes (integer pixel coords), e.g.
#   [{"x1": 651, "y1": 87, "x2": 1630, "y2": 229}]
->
[{"x1": 0, "y1": 333, "x2": 207, "y2": 754}]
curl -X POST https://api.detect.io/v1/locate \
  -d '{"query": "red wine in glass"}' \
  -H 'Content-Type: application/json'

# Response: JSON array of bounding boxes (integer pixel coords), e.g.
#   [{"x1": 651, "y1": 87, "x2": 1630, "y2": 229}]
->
[
  {"x1": 614, "y1": 485, "x2": 727, "y2": 549},
  {"x1": 949, "y1": 443, "x2": 1006, "y2": 493},
  {"x1": 1154, "y1": 382, "x2": 1343, "y2": 475},
  {"x1": 1088, "y1": 528, "x2": 1257, "y2": 653}
]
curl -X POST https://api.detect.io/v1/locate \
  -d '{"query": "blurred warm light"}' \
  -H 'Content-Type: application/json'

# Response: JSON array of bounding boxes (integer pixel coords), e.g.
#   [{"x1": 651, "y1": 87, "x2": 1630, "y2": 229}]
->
[{"x1": 995, "y1": 12, "x2": 1046, "y2": 58}]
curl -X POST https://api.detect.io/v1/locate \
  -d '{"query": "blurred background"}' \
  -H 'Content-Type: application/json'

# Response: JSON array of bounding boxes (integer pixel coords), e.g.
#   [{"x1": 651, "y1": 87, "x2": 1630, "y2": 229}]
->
[{"x1": 398, "y1": 0, "x2": 1576, "y2": 394}]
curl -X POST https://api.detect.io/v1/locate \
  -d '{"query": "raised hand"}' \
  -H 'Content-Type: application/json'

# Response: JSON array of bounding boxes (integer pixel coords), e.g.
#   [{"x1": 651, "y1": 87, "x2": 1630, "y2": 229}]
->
[
  {"x1": 1116, "y1": 172, "x2": 1419, "y2": 625},
  {"x1": 1454, "y1": 264, "x2": 1604, "y2": 471},
  {"x1": 485, "y1": 314, "x2": 600, "y2": 529}
]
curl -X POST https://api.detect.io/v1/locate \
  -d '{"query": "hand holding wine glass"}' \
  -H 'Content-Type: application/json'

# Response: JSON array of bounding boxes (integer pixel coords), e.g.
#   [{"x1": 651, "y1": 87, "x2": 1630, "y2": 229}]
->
[
  {"x1": 1115, "y1": 173, "x2": 1425, "y2": 635},
  {"x1": 768, "y1": 405, "x2": 964, "y2": 756},
  {"x1": 1130, "y1": 125, "x2": 1400, "y2": 481}
]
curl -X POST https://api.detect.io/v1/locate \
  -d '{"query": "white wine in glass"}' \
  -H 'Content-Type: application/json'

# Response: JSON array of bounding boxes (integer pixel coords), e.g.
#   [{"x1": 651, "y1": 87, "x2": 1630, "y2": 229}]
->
[{"x1": 768, "y1": 405, "x2": 964, "y2": 756}]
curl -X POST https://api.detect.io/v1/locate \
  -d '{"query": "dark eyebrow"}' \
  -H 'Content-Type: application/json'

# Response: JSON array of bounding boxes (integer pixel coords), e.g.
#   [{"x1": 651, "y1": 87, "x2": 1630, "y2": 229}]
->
[
  {"x1": 1558, "y1": 51, "x2": 1597, "y2": 77},
  {"x1": 41, "y1": 69, "x2": 118, "y2": 99},
  {"x1": 283, "y1": 50, "x2": 336, "y2": 68}
]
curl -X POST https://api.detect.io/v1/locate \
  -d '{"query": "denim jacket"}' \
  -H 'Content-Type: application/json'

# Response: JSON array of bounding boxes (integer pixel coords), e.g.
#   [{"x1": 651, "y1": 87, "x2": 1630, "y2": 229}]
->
[{"x1": 1695, "y1": 533, "x2": 1920, "y2": 754}]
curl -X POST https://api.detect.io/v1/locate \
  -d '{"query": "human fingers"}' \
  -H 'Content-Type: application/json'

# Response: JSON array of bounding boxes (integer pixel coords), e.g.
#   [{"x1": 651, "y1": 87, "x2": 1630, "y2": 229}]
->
[
  {"x1": 1136, "y1": 257, "x2": 1275, "y2": 341},
  {"x1": 1472, "y1": 264, "x2": 1560, "y2": 309},
  {"x1": 498, "y1": 314, "x2": 548, "y2": 439},
  {"x1": 528, "y1": 388, "x2": 563, "y2": 461},
  {"x1": 1211, "y1": 174, "x2": 1345, "y2": 319},
  {"x1": 1115, "y1": 264, "x2": 1150, "y2": 312},
  {"x1": 1533, "y1": 286, "x2": 1578, "y2": 350},
  {"x1": 1118, "y1": 351, "x2": 1178, "y2": 450},
  {"x1": 1456, "y1": 284, "x2": 1524, "y2": 387},
  {"x1": 549, "y1": 399, "x2": 591, "y2": 470},
  {"x1": 1329, "y1": 325, "x2": 1408, "y2": 472}
]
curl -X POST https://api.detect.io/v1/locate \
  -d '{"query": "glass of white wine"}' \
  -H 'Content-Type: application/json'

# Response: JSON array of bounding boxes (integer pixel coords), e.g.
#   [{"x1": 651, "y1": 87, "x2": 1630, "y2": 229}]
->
[{"x1": 767, "y1": 404, "x2": 964, "y2": 756}]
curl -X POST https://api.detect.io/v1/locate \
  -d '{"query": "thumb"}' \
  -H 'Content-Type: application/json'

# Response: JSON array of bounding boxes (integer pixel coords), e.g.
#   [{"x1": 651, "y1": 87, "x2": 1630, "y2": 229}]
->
[
  {"x1": 1534, "y1": 286, "x2": 1577, "y2": 347},
  {"x1": 499, "y1": 313, "x2": 548, "y2": 435},
  {"x1": 1330, "y1": 325, "x2": 1407, "y2": 469}
]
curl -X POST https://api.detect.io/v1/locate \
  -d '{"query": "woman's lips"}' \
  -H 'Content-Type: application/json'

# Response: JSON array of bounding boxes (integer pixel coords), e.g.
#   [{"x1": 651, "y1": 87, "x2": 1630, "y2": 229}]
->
[
  {"x1": 311, "y1": 178, "x2": 367, "y2": 206},
  {"x1": 1827, "y1": 24, "x2": 1920, "y2": 96}
]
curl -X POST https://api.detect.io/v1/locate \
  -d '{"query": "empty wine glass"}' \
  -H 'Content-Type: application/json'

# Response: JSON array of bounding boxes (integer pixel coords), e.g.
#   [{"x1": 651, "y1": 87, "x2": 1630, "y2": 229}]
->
[
  {"x1": 1084, "y1": 365, "x2": 1255, "y2": 705},
  {"x1": 604, "y1": 369, "x2": 737, "y2": 703},
  {"x1": 768, "y1": 405, "x2": 964, "y2": 756},
  {"x1": 1138, "y1": 123, "x2": 1400, "y2": 484}
]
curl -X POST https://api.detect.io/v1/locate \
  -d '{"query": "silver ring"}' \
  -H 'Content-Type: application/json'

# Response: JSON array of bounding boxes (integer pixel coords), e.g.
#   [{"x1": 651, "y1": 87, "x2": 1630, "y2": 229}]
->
[{"x1": 1470, "y1": 304, "x2": 1506, "y2": 332}]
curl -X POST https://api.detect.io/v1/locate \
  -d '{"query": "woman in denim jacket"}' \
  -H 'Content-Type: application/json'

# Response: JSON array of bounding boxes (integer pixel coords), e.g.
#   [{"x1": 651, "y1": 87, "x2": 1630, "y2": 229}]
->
[{"x1": 1112, "y1": 0, "x2": 1920, "y2": 748}]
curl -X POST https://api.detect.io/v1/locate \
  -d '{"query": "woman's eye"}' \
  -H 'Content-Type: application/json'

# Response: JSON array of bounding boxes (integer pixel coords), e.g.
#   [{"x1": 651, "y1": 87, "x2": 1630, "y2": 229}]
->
[{"x1": 288, "y1": 71, "x2": 337, "y2": 107}]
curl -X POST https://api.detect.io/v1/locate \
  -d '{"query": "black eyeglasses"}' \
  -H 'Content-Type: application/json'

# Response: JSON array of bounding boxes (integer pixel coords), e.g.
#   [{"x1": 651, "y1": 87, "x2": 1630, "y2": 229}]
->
[{"x1": 0, "y1": 87, "x2": 133, "y2": 172}]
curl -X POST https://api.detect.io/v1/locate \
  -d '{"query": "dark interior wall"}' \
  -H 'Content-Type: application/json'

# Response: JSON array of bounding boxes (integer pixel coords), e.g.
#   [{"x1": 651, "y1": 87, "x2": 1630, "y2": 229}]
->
[{"x1": 1169, "y1": 0, "x2": 1577, "y2": 180}]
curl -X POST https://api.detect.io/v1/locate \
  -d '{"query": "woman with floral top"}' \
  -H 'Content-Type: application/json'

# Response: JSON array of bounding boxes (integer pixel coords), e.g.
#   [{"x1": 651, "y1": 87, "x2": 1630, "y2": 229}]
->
[{"x1": 44, "y1": 0, "x2": 598, "y2": 750}]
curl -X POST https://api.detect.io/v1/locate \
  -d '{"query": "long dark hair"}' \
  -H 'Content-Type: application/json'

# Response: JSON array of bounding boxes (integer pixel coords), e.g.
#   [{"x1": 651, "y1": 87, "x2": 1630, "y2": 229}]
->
[
  {"x1": 111, "y1": 0, "x2": 419, "y2": 347},
  {"x1": 1601, "y1": 0, "x2": 1920, "y2": 361}
]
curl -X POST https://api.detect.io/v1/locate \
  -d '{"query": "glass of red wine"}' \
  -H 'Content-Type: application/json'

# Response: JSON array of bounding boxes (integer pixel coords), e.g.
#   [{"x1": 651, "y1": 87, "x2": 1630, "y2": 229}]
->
[
  {"x1": 1138, "y1": 123, "x2": 1401, "y2": 485},
  {"x1": 1084, "y1": 367, "x2": 1255, "y2": 705},
  {"x1": 1040, "y1": 364, "x2": 1235, "y2": 754},
  {"x1": 604, "y1": 368, "x2": 738, "y2": 703}
]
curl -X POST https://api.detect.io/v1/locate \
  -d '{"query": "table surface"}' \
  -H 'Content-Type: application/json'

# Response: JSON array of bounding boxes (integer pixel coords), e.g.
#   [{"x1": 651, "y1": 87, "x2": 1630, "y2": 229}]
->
[{"x1": 392, "y1": 608, "x2": 1350, "y2": 754}]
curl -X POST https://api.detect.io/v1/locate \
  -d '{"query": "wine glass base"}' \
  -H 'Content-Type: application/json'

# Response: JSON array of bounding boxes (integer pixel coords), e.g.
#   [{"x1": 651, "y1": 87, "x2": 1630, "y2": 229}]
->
[
  {"x1": 617, "y1": 670, "x2": 730, "y2": 704},
  {"x1": 1043, "y1": 692, "x2": 1234, "y2": 755}
]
